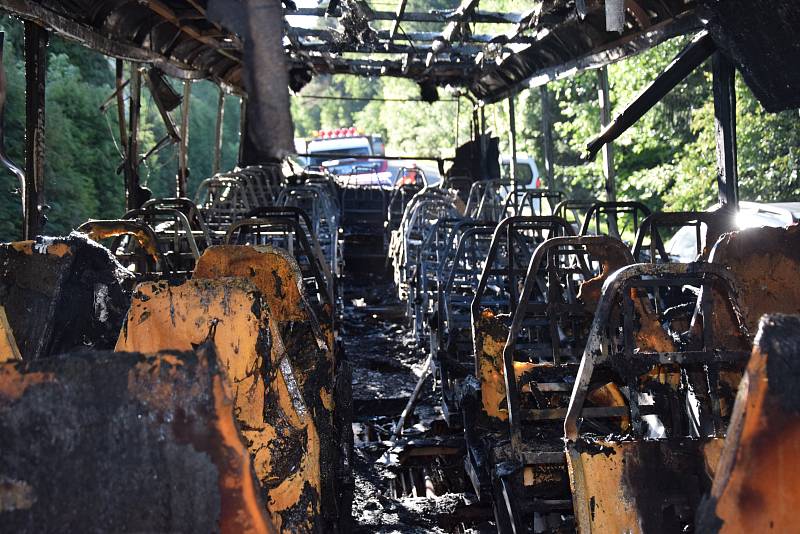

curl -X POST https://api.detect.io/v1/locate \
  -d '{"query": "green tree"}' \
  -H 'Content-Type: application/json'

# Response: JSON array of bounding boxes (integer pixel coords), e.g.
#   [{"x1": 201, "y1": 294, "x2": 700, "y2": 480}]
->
[{"x1": 0, "y1": 15, "x2": 244, "y2": 240}]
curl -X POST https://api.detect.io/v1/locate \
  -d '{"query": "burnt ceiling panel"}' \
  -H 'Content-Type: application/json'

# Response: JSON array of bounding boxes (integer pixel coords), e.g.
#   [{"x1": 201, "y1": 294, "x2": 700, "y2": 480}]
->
[
  {"x1": 470, "y1": 0, "x2": 702, "y2": 103},
  {"x1": 699, "y1": 0, "x2": 800, "y2": 112},
  {"x1": 2, "y1": 0, "x2": 796, "y2": 114}
]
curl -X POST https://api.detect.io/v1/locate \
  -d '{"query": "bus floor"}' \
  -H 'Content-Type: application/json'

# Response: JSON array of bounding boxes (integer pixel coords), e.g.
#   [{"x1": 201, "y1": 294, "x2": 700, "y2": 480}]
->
[{"x1": 343, "y1": 273, "x2": 495, "y2": 533}]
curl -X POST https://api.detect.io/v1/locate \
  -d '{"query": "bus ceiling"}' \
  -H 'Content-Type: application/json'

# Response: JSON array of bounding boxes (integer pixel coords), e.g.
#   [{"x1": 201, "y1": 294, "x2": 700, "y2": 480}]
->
[
  {"x1": 0, "y1": 1, "x2": 798, "y2": 169},
  {"x1": 0, "y1": 1, "x2": 797, "y2": 103}
]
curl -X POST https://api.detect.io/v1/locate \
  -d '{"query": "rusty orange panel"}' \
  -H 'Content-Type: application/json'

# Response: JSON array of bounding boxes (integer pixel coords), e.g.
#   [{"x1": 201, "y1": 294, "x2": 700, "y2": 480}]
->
[
  {"x1": 474, "y1": 241, "x2": 633, "y2": 420},
  {"x1": 195, "y1": 245, "x2": 308, "y2": 323},
  {"x1": 0, "y1": 347, "x2": 274, "y2": 533},
  {"x1": 81, "y1": 221, "x2": 161, "y2": 260},
  {"x1": 194, "y1": 244, "x2": 333, "y2": 348},
  {"x1": 116, "y1": 278, "x2": 323, "y2": 533},
  {"x1": 193, "y1": 245, "x2": 341, "y2": 528},
  {"x1": 568, "y1": 438, "x2": 719, "y2": 533},
  {"x1": 577, "y1": 241, "x2": 634, "y2": 311},
  {"x1": 708, "y1": 225, "x2": 800, "y2": 350},
  {"x1": 701, "y1": 314, "x2": 800, "y2": 532},
  {"x1": 473, "y1": 308, "x2": 538, "y2": 420},
  {"x1": 0, "y1": 306, "x2": 21, "y2": 363},
  {"x1": 473, "y1": 308, "x2": 510, "y2": 420}
]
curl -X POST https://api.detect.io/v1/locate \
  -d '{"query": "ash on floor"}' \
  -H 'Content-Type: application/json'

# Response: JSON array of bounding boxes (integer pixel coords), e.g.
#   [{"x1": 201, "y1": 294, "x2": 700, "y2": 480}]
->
[{"x1": 342, "y1": 274, "x2": 494, "y2": 533}]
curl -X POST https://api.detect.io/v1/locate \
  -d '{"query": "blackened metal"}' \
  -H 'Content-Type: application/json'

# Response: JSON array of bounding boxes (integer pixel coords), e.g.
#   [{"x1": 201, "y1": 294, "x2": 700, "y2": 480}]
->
[
  {"x1": 143, "y1": 68, "x2": 181, "y2": 143},
  {"x1": 0, "y1": 233, "x2": 134, "y2": 360},
  {"x1": 337, "y1": 0, "x2": 377, "y2": 46},
  {"x1": 596, "y1": 66, "x2": 618, "y2": 237},
  {"x1": 0, "y1": 348, "x2": 271, "y2": 532},
  {"x1": 472, "y1": 216, "x2": 575, "y2": 322},
  {"x1": 631, "y1": 210, "x2": 729, "y2": 263},
  {"x1": 699, "y1": 0, "x2": 800, "y2": 112},
  {"x1": 177, "y1": 80, "x2": 191, "y2": 197},
  {"x1": 564, "y1": 263, "x2": 749, "y2": 441},
  {"x1": 471, "y1": 7, "x2": 702, "y2": 103},
  {"x1": 23, "y1": 21, "x2": 48, "y2": 240},
  {"x1": 418, "y1": 80, "x2": 439, "y2": 103},
  {"x1": 114, "y1": 60, "x2": 129, "y2": 159},
  {"x1": 712, "y1": 51, "x2": 739, "y2": 209},
  {"x1": 508, "y1": 94, "x2": 517, "y2": 192},
  {"x1": 213, "y1": 86, "x2": 225, "y2": 175},
  {"x1": 503, "y1": 236, "x2": 634, "y2": 453},
  {"x1": 585, "y1": 32, "x2": 716, "y2": 163},
  {"x1": 438, "y1": 223, "x2": 497, "y2": 410},
  {"x1": 393, "y1": 353, "x2": 432, "y2": 438},
  {"x1": 388, "y1": 0, "x2": 408, "y2": 40},
  {"x1": 620, "y1": 440, "x2": 709, "y2": 533},
  {"x1": 478, "y1": 104, "x2": 487, "y2": 177},
  {"x1": 759, "y1": 314, "x2": 800, "y2": 414},
  {"x1": 145, "y1": 67, "x2": 183, "y2": 112},
  {"x1": 124, "y1": 66, "x2": 146, "y2": 210},
  {"x1": 540, "y1": 85, "x2": 555, "y2": 189},
  {"x1": 238, "y1": 95, "x2": 246, "y2": 165},
  {"x1": 0, "y1": 32, "x2": 26, "y2": 227},
  {"x1": 1, "y1": 0, "x2": 232, "y2": 86},
  {"x1": 579, "y1": 201, "x2": 652, "y2": 237},
  {"x1": 290, "y1": 6, "x2": 518, "y2": 23}
]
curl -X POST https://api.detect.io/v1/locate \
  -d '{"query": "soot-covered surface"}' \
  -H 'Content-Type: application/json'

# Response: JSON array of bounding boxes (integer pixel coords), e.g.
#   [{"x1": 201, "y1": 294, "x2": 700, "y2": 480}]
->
[
  {"x1": 344, "y1": 279, "x2": 421, "y2": 404},
  {"x1": 342, "y1": 273, "x2": 490, "y2": 533}
]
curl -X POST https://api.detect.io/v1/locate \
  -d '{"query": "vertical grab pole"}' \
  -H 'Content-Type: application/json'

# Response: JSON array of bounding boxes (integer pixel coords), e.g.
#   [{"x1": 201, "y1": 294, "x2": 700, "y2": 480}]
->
[
  {"x1": 454, "y1": 96, "x2": 460, "y2": 149},
  {"x1": 237, "y1": 96, "x2": 246, "y2": 167},
  {"x1": 126, "y1": 66, "x2": 142, "y2": 210},
  {"x1": 115, "y1": 60, "x2": 129, "y2": 156},
  {"x1": 23, "y1": 22, "x2": 48, "y2": 240},
  {"x1": 479, "y1": 103, "x2": 487, "y2": 180},
  {"x1": 712, "y1": 52, "x2": 739, "y2": 223},
  {"x1": 213, "y1": 86, "x2": 225, "y2": 175},
  {"x1": 540, "y1": 85, "x2": 555, "y2": 190},
  {"x1": 508, "y1": 94, "x2": 518, "y2": 192},
  {"x1": 177, "y1": 80, "x2": 191, "y2": 197},
  {"x1": 597, "y1": 67, "x2": 618, "y2": 236}
]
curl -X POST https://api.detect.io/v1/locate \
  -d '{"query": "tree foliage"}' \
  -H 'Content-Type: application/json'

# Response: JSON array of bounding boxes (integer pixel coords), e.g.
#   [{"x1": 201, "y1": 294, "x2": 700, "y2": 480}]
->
[
  {"x1": 293, "y1": 35, "x2": 800, "y2": 214},
  {"x1": 0, "y1": 15, "x2": 241, "y2": 240},
  {"x1": 0, "y1": 12, "x2": 798, "y2": 242}
]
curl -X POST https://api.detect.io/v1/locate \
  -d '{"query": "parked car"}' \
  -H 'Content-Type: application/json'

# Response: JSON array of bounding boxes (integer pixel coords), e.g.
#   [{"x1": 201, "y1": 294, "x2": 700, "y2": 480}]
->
[
  {"x1": 388, "y1": 161, "x2": 440, "y2": 187},
  {"x1": 321, "y1": 158, "x2": 393, "y2": 188},
  {"x1": 666, "y1": 201, "x2": 800, "y2": 262},
  {"x1": 500, "y1": 154, "x2": 541, "y2": 188}
]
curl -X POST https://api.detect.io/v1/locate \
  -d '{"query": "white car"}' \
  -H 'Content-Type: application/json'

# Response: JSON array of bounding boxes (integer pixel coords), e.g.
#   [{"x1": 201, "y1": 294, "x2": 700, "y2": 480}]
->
[
  {"x1": 666, "y1": 202, "x2": 800, "y2": 262},
  {"x1": 500, "y1": 155, "x2": 541, "y2": 189},
  {"x1": 321, "y1": 158, "x2": 393, "y2": 188}
]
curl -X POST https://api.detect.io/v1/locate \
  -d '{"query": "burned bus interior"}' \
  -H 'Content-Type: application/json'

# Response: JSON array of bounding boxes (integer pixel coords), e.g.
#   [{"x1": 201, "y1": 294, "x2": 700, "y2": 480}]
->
[{"x1": 0, "y1": 0, "x2": 799, "y2": 532}]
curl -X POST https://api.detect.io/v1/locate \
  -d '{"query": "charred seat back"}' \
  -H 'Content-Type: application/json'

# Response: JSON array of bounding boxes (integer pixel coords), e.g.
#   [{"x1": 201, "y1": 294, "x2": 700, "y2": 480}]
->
[
  {"x1": 470, "y1": 215, "x2": 574, "y2": 421},
  {"x1": 632, "y1": 210, "x2": 730, "y2": 263},
  {"x1": 500, "y1": 236, "x2": 634, "y2": 448},
  {"x1": 0, "y1": 347, "x2": 274, "y2": 533},
  {"x1": 578, "y1": 201, "x2": 651, "y2": 238},
  {"x1": 116, "y1": 276, "x2": 325, "y2": 533},
  {"x1": 699, "y1": 314, "x2": 800, "y2": 533},
  {"x1": 0, "y1": 234, "x2": 133, "y2": 360},
  {"x1": 706, "y1": 224, "x2": 800, "y2": 351},
  {"x1": 564, "y1": 263, "x2": 751, "y2": 534},
  {"x1": 193, "y1": 244, "x2": 349, "y2": 531}
]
